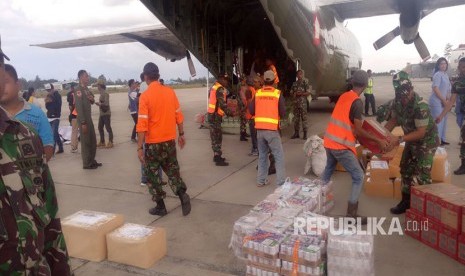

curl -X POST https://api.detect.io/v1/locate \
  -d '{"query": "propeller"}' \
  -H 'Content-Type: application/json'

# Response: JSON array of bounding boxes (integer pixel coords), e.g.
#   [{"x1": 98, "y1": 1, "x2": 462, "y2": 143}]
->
[
  {"x1": 373, "y1": 9, "x2": 434, "y2": 61},
  {"x1": 413, "y1": 34, "x2": 431, "y2": 61},
  {"x1": 186, "y1": 51, "x2": 196, "y2": 77},
  {"x1": 373, "y1": 26, "x2": 400, "y2": 51}
]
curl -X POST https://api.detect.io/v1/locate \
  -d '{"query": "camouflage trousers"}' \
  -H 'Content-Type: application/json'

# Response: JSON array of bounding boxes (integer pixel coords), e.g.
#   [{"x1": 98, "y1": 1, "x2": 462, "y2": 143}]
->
[
  {"x1": 461, "y1": 123, "x2": 465, "y2": 159},
  {"x1": 209, "y1": 114, "x2": 223, "y2": 156},
  {"x1": 293, "y1": 98, "x2": 308, "y2": 132},
  {"x1": 400, "y1": 143, "x2": 436, "y2": 194},
  {"x1": 144, "y1": 140, "x2": 187, "y2": 201},
  {"x1": 240, "y1": 110, "x2": 247, "y2": 134}
]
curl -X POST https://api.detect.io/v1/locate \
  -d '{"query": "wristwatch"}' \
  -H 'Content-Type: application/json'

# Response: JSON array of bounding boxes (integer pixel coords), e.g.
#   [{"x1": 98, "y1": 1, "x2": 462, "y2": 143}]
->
[{"x1": 398, "y1": 136, "x2": 404, "y2": 144}]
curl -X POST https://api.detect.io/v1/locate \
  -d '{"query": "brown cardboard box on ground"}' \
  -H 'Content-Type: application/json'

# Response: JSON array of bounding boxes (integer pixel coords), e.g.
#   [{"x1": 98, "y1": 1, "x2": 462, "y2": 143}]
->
[
  {"x1": 107, "y1": 223, "x2": 167, "y2": 269},
  {"x1": 432, "y1": 147, "x2": 450, "y2": 183},
  {"x1": 393, "y1": 178, "x2": 402, "y2": 199},
  {"x1": 364, "y1": 177, "x2": 393, "y2": 198},
  {"x1": 389, "y1": 165, "x2": 401, "y2": 179},
  {"x1": 369, "y1": 160, "x2": 390, "y2": 182},
  {"x1": 62, "y1": 210, "x2": 124, "y2": 262}
]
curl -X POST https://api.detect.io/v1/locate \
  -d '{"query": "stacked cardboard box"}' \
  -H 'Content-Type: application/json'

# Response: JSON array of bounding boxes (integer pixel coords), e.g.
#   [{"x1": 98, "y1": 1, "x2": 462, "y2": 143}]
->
[
  {"x1": 406, "y1": 184, "x2": 465, "y2": 264},
  {"x1": 231, "y1": 178, "x2": 331, "y2": 275},
  {"x1": 364, "y1": 160, "x2": 395, "y2": 198}
]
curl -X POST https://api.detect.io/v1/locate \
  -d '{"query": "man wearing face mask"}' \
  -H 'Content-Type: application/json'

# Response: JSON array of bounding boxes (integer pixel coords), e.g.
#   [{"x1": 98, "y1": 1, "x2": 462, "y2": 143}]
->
[{"x1": 384, "y1": 71, "x2": 439, "y2": 214}]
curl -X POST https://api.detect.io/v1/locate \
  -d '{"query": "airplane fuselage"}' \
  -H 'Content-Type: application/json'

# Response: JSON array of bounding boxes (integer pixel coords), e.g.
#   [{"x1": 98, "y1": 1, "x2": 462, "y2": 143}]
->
[{"x1": 141, "y1": 0, "x2": 361, "y2": 99}]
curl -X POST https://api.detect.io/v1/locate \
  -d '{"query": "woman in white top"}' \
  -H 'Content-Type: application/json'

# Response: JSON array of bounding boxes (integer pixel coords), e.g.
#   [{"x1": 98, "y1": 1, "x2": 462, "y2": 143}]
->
[{"x1": 429, "y1": 57, "x2": 451, "y2": 145}]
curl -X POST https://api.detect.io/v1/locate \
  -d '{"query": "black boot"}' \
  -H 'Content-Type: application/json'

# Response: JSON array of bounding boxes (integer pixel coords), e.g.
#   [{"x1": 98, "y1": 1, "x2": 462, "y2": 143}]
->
[
  {"x1": 454, "y1": 159, "x2": 465, "y2": 175},
  {"x1": 178, "y1": 191, "x2": 191, "y2": 216},
  {"x1": 214, "y1": 155, "x2": 229, "y2": 166},
  {"x1": 240, "y1": 132, "x2": 248, "y2": 141},
  {"x1": 291, "y1": 132, "x2": 299, "y2": 139},
  {"x1": 390, "y1": 192, "x2": 410, "y2": 214},
  {"x1": 212, "y1": 155, "x2": 225, "y2": 162},
  {"x1": 149, "y1": 199, "x2": 168, "y2": 216},
  {"x1": 346, "y1": 201, "x2": 367, "y2": 225},
  {"x1": 302, "y1": 131, "x2": 307, "y2": 140}
]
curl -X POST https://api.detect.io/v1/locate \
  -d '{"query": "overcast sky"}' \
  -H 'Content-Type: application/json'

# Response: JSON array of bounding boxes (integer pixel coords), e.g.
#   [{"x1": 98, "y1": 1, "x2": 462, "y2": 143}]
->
[{"x1": 1, "y1": 0, "x2": 465, "y2": 82}]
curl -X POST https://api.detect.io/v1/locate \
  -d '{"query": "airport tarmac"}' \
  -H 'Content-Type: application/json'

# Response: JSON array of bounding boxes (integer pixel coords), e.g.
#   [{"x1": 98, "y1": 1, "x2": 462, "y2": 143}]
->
[{"x1": 47, "y1": 76, "x2": 465, "y2": 275}]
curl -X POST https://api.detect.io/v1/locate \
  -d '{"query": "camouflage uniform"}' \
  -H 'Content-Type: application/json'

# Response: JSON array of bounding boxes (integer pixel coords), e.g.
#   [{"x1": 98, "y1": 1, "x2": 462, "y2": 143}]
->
[
  {"x1": 75, "y1": 84, "x2": 97, "y2": 168},
  {"x1": 291, "y1": 79, "x2": 310, "y2": 133},
  {"x1": 144, "y1": 140, "x2": 187, "y2": 201},
  {"x1": 376, "y1": 99, "x2": 395, "y2": 123},
  {"x1": 208, "y1": 86, "x2": 231, "y2": 156},
  {"x1": 391, "y1": 92, "x2": 439, "y2": 194},
  {"x1": 452, "y1": 76, "x2": 465, "y2": 159},
  {"x1": 0, "y1": 108, "x2": 72, "y2": 275}
]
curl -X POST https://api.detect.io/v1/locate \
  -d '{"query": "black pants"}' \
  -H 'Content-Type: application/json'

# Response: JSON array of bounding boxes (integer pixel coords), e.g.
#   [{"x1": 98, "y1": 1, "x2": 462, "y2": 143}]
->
[
  {"x1": 131, "y1": 113, "x2": 138, "y2": 140},
  {"x1": 98, "y1": 115, "x2": 113, "y2": 143},
  {"x1": 364, "y1": 93, "x2": 376, "y2": 115}
]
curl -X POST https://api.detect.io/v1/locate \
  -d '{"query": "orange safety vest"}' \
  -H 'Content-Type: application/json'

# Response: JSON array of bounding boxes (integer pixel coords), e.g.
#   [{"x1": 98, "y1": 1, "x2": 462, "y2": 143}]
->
[
  {"x1": 207, "y1": 82, "x2": 226, "y2": 116},
  {"x1": 245, "y1": 86, "x2": 256, "y2": 120},
  {"x1": 254, "y1": 86, "x2": 280, "y2": 130},
  {"x1": 324, "y1": 90, "x2": 359, "y2": 155}
]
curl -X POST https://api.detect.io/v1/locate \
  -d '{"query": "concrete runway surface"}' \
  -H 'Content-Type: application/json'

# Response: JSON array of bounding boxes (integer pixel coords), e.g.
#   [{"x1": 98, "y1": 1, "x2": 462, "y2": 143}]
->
[{"x1": 45, "y1": 76, "x2": 465, "y2": 275}]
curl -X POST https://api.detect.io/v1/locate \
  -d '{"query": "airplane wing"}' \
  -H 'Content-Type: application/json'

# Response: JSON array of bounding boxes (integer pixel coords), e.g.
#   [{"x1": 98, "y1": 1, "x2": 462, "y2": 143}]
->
[
  {"x1": 31, "y1": 25, "x2": 187, "y2": 61},
  {"x1": 319, "y1": 0, "x2": 465, "y2": 20}
]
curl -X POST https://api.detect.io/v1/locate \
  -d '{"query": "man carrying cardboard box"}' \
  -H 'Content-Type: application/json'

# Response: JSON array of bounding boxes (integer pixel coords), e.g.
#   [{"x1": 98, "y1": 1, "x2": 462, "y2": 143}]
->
[
  {"x1": 384, "y1": 72, "x2": 439, "y2": 214},
  {"x1": 321, "y1": 70, "x2": 389, "y2": 225}
]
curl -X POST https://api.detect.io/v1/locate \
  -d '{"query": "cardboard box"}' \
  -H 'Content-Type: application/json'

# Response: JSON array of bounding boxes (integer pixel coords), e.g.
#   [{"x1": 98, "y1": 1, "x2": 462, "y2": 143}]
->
[
  {"x1": 364, "y1": 177, "x2": 393, "y2": 198},
  {"x1": 410, "y1": 184, "x2": 455, "y2": 215},
  {"x1": 421, "y1": 219, "x2": 440, "y2": 249},
  {"x1": 432, "y1": 148, "x2": 450, "y2": 183},
  {"x1": 391, "y1": 126, "x2": 404, "y2": 136},
  {"x1": 393, "y1": 178, "x2": 402, "y2": 200},
  {"x1": 440, "y1": 196, "x2": 465, "y2": 233},
  {"x1": 389, "y1": 165, "x2": 401, "y2": 179},
  {"x1": 405, "y1": 209, "x2": 423, "y2": 240},
  {"x1": 62, "y1": 210, "x2": 124, "y2": 262},
  {"x1": 358, "y1": 119, "x2": 391, "y2": 154},
  {"x1": 369, "y1": 160, "x2": 390, "y2": 182},
  {"x1": 107, "y1": 223, "x2": 166, "y2": 269},
  {"x1": 458, "y1": 235, "x2": 465, "y2": 265},
  {"x1": 438, "y1": 226, "x2": 459, "y2": 260},
  {"x1": 425, "y1": 186, "x2": 464, "y2": 223}
]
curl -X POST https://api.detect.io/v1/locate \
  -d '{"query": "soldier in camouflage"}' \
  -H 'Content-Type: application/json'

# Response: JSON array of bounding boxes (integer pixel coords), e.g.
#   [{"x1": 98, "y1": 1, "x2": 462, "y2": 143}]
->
[
  {"x1": 437, "y1": 57, "x2": 465, "y2": 175},
  {"x1": 207, "y1": 74, "x2": 234, "y2": 166},
  {"x1": 384, "y1": 71, "x2": 439, "y2": 214},
  {"x1": 0, "y1": 35, "x2": 72, "y2": 275},
  {"x1": 290, "y1": 70, "x2": 311, "y2": 140},
  {"x1": 137, "y1": 62, "x2": 190, "y2": 217},
  {"x1": 238, "y1": 77, "x2": 249, "y2": 141},
  {"x1": 75, "y1": 69, "x2": 101, "y2": 169}
]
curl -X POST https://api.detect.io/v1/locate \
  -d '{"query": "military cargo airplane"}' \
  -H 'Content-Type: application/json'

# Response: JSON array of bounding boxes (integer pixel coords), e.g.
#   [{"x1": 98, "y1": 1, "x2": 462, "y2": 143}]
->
[{"x1": 33, "y1": 0, "x2": 465, "y2": 101}]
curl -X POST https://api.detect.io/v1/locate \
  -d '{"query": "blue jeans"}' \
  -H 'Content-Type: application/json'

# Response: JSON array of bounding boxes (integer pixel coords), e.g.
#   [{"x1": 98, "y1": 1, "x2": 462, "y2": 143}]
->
[
  {"x1": 49, "y1": 119, "x2": 63, "y2": 152},
  {"x1": 321, "y1": 148, "x2": 364, "y2": 204},
  {"x1": 257, "y1": 130, "x2": 285, "y2": 185}
]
